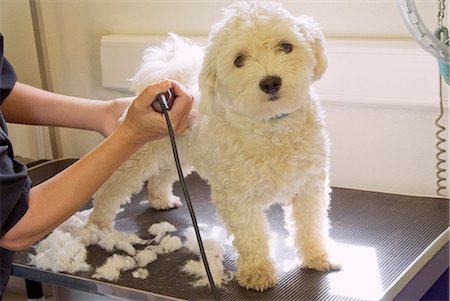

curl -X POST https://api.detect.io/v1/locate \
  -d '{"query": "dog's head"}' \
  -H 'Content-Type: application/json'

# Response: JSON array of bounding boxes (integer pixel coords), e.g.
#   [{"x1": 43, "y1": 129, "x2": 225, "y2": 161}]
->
[{"x1": 199, "y1": 1, "x2": 327, "y2": 120}]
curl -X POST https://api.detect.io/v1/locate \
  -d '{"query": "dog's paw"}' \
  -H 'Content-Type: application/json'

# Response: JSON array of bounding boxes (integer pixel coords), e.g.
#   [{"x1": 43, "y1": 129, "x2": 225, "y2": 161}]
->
[
  {"x1": 237, "y1": 259, "x2": 278, "y2": 291},
  {"x1": 301, "y1": 256, "x2": 342, "y2": 272},
  {"x1": 149, "y1": 195, "x2": 182, "y2": 210},
  {"x1": 87, "y1": 215, "x2": 114, "y2": 231}
]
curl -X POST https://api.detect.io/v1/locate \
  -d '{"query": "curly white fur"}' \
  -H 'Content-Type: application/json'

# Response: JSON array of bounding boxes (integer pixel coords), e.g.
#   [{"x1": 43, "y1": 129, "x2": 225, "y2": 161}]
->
[
  {"x1": 88, "y1": 1, "x2": 340, "y2": 291},
  {"x1": 182, "y1": 227, "x2": 232, "y2": 288}
]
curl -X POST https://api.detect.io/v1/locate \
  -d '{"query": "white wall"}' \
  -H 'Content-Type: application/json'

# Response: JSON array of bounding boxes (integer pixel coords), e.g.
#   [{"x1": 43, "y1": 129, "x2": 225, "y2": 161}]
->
[
  {"x1": 316, "y1": 39, "x2": 448, "y2": 196},
  {"x1": 0, "y1": 0, "x2": 447, "y2": 196}
]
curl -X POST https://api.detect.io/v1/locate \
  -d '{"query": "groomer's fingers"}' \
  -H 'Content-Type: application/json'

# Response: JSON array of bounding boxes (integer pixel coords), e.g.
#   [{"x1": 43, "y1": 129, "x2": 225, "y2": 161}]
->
[
  {"x1": 134, "y1": 80, "x2": 171, "y2": 110},
  {"x1": 170, "y1": 106, "x2": 193, "y2": 134},
  {"x1": 168, "y1": 84, "x2": 194, "y2": 134},
  {"x1": 170, "y1": 80, "x2": 191, "y2": 99}
]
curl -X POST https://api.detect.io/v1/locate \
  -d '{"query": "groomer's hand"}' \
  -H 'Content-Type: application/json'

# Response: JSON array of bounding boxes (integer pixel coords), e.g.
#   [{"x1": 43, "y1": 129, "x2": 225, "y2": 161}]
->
[
  {"x1": 117, "y1": 80, "x2": 194, "y2": 146},
  {"x1": 101, "y1": 97, "x2": 132, "y2": 137}
]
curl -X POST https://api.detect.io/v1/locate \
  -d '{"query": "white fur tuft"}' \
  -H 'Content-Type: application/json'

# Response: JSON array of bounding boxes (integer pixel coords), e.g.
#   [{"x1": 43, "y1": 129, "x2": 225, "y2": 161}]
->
[
  {"x1": 182, "y1": 227, "x2": 233, "y2": 288},
  {"x1": 148, "y1": 221, "x2": 177, "y2": 243},
  {"x1": 29, "y1": 229, "x2": 91, "y2": 274},
  {"x1": 92, "y1": 254, "x2": 136, "y2": 281},
  {"x1": 130, "y1": 33, "x2": 204, "y2": 95}
]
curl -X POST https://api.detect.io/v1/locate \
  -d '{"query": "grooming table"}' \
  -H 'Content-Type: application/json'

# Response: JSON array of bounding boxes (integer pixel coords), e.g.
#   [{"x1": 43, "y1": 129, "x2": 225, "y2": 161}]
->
[{"x1": 12, "y1": 159, "x2": 449, "y2": 300}]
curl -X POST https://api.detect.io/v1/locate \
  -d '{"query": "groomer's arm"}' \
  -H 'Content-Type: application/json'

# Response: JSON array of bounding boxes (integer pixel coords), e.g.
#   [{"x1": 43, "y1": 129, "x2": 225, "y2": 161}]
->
[
  {"x1": 0, "y1": 80, "x2": 193, "y2": 251},
  {"x1": 1, "y1": 82, "x2": 130, "y2": 137}
]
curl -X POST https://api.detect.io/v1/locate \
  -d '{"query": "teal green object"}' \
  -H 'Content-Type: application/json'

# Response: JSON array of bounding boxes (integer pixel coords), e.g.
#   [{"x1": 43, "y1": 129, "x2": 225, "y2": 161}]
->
[{"x1": 434, "y1": 27, "x2": 450, "y2": 85}]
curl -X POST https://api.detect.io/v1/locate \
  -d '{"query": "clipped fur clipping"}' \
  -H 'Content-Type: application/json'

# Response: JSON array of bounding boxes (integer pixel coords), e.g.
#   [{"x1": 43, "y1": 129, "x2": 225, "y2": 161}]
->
[{"x1": 182, "y1": 227, "x2": 233, "y2": 287}]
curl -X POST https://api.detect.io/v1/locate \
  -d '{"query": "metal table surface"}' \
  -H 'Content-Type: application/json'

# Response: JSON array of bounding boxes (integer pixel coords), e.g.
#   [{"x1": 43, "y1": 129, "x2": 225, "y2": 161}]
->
[{"x1": 12, "y1": 159, "x2": 449, "y2": 300}]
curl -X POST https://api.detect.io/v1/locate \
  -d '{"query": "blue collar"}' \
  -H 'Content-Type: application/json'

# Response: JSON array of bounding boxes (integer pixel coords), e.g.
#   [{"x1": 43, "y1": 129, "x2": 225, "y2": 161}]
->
[{"x1": 271, "y1": 113, "x2": 288, "y2": 120}]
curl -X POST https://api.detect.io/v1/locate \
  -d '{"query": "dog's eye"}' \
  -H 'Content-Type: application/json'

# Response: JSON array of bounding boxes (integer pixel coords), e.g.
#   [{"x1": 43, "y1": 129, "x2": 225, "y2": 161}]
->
[
  {"x1": 279, "y1": 42, "x2": 293, "y2": 54},
  {"x1": 234, "y1": 54, "x2": 246, "y2": 68}
]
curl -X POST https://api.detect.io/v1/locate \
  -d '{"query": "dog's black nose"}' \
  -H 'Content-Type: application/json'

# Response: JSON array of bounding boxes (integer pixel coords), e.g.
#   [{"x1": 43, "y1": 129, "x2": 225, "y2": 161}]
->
[{"x1": 259, "y1": 76, "x2": 282, "y2": 94}]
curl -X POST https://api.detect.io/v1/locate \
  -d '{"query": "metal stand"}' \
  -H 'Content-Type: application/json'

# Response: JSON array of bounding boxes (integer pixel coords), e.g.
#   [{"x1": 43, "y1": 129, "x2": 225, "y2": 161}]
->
[{"x1": 25, "y1": 279, "x2": 43, "y2": 300}]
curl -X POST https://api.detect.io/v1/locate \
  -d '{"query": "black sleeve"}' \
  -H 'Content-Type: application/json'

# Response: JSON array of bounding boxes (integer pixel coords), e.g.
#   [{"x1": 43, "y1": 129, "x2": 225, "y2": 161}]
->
[
  {"x1": 0, "y1": 33, "x2": 17, "y2": 103},
  {"x1": 0, "y1": 32, "x2": 31, "y2": 296},
  {"x1": 0, "y1": 32, "x2": 30, "y2": 238}
]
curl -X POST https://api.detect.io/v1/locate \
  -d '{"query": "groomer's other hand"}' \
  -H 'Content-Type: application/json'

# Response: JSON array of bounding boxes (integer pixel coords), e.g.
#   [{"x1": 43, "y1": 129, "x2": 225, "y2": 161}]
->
[
  {"x1": 101, "y1": 97, "x2": 133, "y2": 137},
  {"x1": 117, "y1": 80, "x2": 194, "y2": 146}
]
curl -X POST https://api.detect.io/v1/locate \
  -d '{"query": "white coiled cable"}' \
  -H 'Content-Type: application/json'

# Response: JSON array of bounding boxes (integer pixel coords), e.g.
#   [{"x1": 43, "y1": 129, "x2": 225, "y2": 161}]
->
[
  {"x1": 435, "y1": 75, "x2": 448, "y2": 197},
  {"x1": 398, "y1": 0, "x2": 448, "y2": 196}
]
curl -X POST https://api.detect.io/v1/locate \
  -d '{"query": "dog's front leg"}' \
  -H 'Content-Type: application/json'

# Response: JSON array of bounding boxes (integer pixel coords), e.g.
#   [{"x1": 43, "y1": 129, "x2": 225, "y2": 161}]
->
[
  {"x1": 284, "y1": 173, "x2": 341, "y2": 272},
  {"x1": 214, "y1": 200, "x2": 277, "y2": 291},
  {"x1": 147, "y1": 169, "x2": 182, "y2": 210}
]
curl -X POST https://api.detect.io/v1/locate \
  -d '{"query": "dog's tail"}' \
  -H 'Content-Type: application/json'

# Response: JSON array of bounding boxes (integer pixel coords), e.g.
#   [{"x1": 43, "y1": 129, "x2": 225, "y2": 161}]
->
[{"x1": 130, "y1": 33, "x2": 204, "y2": 95}]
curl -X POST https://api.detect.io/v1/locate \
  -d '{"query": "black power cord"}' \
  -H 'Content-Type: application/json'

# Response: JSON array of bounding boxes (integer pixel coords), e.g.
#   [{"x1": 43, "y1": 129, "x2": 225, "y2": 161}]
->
[{"x1": 156, "y1": 92, "x2": 220, "y2": 301}]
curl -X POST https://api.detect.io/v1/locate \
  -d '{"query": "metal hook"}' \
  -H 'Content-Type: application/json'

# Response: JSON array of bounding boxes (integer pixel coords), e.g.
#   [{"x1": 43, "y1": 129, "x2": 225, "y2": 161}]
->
[{"x1": 434, "y1": 26, "x2": 450, "y2": 85}]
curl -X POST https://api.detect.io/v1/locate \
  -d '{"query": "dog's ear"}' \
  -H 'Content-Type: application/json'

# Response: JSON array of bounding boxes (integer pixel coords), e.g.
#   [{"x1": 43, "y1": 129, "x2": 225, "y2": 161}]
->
[
  {"x1": 198, "y1": 44, "x2": 223, "y2": 115},
  {"x1": 296, "y1": 15, "x2": 327, "y2": 81}
]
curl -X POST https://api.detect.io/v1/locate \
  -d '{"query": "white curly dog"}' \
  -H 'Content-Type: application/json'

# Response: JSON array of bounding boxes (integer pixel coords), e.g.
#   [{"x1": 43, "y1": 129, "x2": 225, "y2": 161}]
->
[{"x1": 88, "y1": 1, "x2": 340, "y2": 291}]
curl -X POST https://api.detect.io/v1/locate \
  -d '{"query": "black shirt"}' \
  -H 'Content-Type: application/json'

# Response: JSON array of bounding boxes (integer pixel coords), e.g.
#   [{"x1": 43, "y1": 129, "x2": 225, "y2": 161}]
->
[{"x1": 0, "y1": 33, "x2": 30, "y2": 297}]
